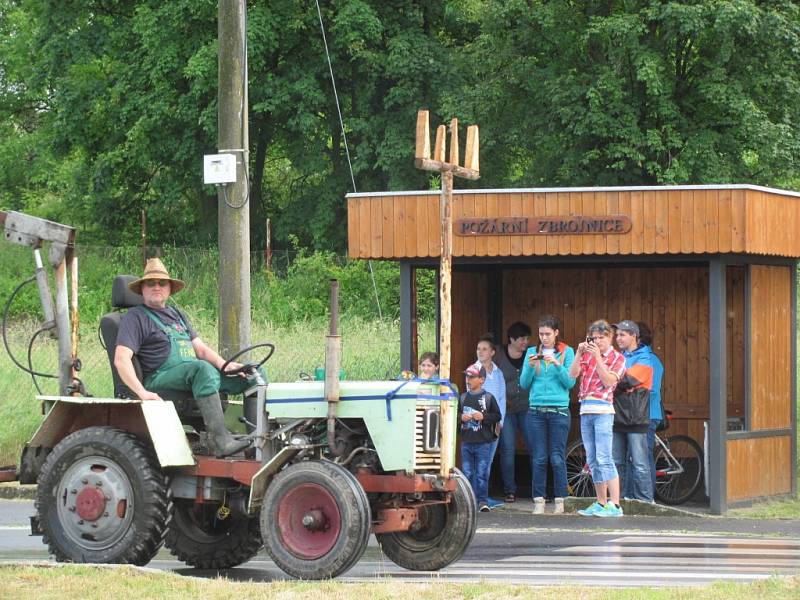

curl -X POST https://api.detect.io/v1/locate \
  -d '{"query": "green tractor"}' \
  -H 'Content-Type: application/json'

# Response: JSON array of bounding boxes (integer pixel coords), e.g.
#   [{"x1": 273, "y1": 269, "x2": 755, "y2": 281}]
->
[{"x1": 1, "y1": 211, "x2": 476, "y2": 579}]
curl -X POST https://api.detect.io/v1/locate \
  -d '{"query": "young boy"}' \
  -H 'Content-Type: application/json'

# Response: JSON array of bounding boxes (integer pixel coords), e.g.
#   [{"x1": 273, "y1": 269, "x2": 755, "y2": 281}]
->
[
  {"x1": 418, "y1": 352, "x2": 439, "y2": 380},
  {"x1": 459, "y1": 364, "x2": 501, "y2": 512}
]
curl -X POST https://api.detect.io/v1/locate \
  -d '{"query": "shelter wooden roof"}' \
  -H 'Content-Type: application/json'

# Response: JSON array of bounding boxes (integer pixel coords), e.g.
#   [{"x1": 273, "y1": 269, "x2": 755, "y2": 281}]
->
[{"x1": 346, "y1": 184, "x2": 800, "y2": 259}]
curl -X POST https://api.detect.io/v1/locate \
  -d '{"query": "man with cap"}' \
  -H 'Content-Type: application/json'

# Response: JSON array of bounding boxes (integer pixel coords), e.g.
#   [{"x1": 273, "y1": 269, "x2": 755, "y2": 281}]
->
[
  {"x1": 612, "y1": 319, "x2": 655, "y2": 502},
  {"x1": 114, "y1": 258, "x2": 253, "y2": 457},
  {"x1": 458, "y1": 364, "x2": 501, "y2": 513}
]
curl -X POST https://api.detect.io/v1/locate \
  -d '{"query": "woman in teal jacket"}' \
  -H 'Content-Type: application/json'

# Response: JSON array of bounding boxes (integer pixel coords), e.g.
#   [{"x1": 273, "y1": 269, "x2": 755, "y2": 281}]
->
[{"x1": 520, "y1": 315, "x2": 576, "y2": 514}]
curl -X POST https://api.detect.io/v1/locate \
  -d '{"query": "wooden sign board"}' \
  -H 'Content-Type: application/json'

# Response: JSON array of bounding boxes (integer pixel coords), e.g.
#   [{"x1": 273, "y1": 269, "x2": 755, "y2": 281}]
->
[{"x1": 455, "y1": 215, "x2": 632, "y2": 236}]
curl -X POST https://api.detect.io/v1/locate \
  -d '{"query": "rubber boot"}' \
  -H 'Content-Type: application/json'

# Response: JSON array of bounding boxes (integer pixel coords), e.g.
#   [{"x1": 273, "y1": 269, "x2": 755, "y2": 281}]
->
[{"x1": 195, "y1": 393, "x2": 251, "y2": 457}]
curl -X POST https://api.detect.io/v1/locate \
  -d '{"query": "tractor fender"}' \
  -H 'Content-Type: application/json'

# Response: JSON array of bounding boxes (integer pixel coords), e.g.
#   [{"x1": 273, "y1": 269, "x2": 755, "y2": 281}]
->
[
  {"x1": 247, "y1": 445, "x2": 309, "y2": 514},
  {"x1": 28, "y1": 396, "x2": 195, "y2": 469}
]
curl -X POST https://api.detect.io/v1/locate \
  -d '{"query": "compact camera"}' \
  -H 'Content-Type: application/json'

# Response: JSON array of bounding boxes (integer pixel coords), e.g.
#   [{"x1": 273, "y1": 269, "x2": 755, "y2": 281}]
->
[{"x1": 585, "y1": 336, "x2": 594, "y2": 344}]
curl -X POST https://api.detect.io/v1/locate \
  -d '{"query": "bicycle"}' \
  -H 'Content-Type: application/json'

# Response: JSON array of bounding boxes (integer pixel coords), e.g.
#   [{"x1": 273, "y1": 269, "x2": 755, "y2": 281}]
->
[{"x1": 565, "y1": 431, "x2": 704, "y2": 505}]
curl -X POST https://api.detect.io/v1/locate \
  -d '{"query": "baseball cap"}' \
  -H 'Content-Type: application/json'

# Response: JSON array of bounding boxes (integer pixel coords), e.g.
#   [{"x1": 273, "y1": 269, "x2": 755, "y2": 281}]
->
[
  {"x1": 613, "y1": 320, "x2": 640, "y2": 337},
  {"x1": 463, "y1": 364, "x2": 487, "y2": 378}
]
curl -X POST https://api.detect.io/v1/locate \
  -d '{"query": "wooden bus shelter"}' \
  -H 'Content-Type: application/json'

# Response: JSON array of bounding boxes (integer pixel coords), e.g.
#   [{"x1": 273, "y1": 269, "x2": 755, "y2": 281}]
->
[{"x1": 347, "y1": 184, "x2": 798, "y2": 514}]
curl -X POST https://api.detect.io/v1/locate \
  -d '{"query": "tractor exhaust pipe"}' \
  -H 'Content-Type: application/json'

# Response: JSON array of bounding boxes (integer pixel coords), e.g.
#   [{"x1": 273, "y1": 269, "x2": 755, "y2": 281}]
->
[{"x1": 325, "y1": 279, "x2": 343, "y2": 456}]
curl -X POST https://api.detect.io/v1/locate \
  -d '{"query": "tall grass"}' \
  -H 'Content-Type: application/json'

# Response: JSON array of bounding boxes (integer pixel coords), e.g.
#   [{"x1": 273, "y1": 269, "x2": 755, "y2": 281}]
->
[
  {"x1": 0, "y1": 244, "x2": 438, "y2": 325},
  {"x1": 0, "y1": 317, "x2": 435, "y2": 466},
  {"x1": 0, "y1": 243, "x2": 441, "y2": 465}
]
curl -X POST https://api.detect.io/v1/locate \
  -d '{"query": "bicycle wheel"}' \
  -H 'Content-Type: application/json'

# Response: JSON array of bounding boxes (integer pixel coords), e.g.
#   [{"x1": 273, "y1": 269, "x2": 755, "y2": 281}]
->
[
  {"x1": 565, "y1": 439, "x2": 594, "y2": 497},
  {"x1": 654, "y1": 434, "x2": 704, "y2": 505}
]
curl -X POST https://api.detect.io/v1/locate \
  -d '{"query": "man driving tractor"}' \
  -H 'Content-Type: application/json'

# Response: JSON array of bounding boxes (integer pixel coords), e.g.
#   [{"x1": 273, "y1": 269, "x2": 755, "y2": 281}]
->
[{"x1": 114, "y1": 258, "x2": 253, "y2": 457}]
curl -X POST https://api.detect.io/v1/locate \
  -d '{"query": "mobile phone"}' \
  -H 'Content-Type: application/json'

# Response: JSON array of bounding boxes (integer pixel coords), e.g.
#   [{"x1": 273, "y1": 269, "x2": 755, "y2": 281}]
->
[{"x1": 585, "y1": 336, "x2": 593, "y2": 344}]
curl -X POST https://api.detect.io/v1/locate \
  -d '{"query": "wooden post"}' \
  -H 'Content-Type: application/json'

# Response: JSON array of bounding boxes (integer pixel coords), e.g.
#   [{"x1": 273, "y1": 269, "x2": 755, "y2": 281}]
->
[
  {"x1": 265, "y1": 217, "x2": 272, "y2": 271},
  {"x1": 414, "y1": 109, "x2": 480, "y2": 479},
  {"x1": 218, "y1": 0, "x2": 251, "y2": 357},
  {"x1": 140, "y1": 208, "x2": 147, "y2": 267},
  {"x1": 439, "y1": 170, "x2": 453, "y2": 381}
]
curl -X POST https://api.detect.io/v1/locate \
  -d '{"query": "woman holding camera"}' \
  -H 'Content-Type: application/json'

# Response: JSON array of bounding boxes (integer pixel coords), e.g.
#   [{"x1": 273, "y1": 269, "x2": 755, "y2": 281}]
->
[
  {"x1": 520, "y1": 315, "x2": 576, "y2": 514},
  {"x1": 568, "y1": 319, "x2": 627, "y2": 518}
]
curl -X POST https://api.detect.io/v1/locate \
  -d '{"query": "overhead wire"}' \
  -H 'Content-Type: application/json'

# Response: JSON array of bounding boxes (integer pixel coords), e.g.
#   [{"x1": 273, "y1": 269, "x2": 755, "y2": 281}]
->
[{"x1": 314, "y1": 0, "x2": 383, "y2": 320}]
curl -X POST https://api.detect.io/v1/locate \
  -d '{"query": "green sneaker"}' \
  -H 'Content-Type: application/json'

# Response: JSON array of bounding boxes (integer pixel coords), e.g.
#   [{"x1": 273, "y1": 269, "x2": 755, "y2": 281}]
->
[
  {"x1": 577, "y1": 501, "x2": 604, "y2": 516},
  {"x1": 595, "y1": 503, "x2": 624, "y2": 518}
]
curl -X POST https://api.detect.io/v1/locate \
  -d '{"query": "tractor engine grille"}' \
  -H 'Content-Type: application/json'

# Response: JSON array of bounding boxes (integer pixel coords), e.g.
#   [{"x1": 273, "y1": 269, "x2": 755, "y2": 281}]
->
[{"x1": 414, "y1": 405, "x2": 441, "y2": 470}]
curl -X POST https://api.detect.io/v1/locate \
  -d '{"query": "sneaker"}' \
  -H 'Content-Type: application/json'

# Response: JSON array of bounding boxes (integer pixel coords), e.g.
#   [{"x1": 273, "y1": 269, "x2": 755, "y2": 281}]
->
[
  {"x1": 487, "y1": 498, "x2": 504, "y2": 509},
  {"x1": 504, "y1": 493, "x2": 516, "y2": 503},
  {"x1": 532, "y1": 497, "x2": 545, "y2": 515},
  {"x1": 553, "y1": 497, "x2": 565, "y2": 514},
  {"x1": 479, "y1": 502, "x2": 490, "y2": 512},
  {"x1": 577, "y1": 501, "x2": 604, "y2": 516},
  {"x1": 595, "y1": 503, "x2": 624, "y2": 518}
]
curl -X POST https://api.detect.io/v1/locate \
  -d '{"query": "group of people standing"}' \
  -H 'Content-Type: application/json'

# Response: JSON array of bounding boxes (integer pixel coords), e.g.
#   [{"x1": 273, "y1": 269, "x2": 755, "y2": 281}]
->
[{"x1": 430, "y1": 315, "x2": 664, "y2": 517}]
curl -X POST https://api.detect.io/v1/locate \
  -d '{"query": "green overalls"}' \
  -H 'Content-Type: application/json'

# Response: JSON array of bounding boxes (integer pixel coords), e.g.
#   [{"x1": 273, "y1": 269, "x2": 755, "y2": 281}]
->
[{"x1": 141, "y1": 307, "x2": 254, "y2": 398}]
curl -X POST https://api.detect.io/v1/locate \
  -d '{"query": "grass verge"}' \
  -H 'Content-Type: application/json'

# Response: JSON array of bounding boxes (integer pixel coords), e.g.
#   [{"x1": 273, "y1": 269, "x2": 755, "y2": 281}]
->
[
  {"x1": 728, "y1": 497, "x2": 800, "y2": 519},
  {"x1": 1, "y1": 565, "x2": 798, "y2": 599}
]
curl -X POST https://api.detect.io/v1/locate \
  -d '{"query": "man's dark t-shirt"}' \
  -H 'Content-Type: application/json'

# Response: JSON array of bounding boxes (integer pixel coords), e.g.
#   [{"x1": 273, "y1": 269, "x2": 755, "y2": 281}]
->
[
  {"x1": 507, "y1": 347, "x2": 524, "y2": 370},
  {"x1": 116, "y1": 306, "x2": 197, "y2": 378}
]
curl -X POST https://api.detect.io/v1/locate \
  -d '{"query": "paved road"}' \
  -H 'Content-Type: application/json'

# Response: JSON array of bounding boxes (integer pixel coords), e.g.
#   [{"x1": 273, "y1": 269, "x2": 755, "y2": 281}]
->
[{"x1": 2, "y1": 499, "x2": 799, "y2": 586}]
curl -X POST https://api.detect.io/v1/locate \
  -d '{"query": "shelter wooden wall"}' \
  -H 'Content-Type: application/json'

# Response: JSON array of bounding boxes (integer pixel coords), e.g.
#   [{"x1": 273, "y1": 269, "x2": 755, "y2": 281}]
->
[
  {"x1": 727, "y1": 437, "x2": 792, "y2": 501},
  {"x1": 450, "y1": 271, "x2": 489, "y2": 377},
  {"x1": 749, "y1": 265, "x2": 792, "y2": 430},
  {"x1": 448, "y1": 265, "x2": 747, "y2": 447},
  {"x1": 726, "y1": 264, "x2": 794, "y2": 502},
  {"x1": 349, "y1": 187, "x2": 800, "y2": 259}
]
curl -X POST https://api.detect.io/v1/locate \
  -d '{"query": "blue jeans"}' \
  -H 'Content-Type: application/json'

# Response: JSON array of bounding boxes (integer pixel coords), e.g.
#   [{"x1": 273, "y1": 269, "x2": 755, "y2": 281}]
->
[
  {"x1": 624, "y1": 419, "x2": 660, "y2": 498},
  {"x1": 499, "y1": 411, "x2": 531, "y2": 495},
  {"x1": 527, "y1": 409, "x2": 571, "y2": 498},
  {"x1": 580, "y1": 413, "x2": 617, "y2": 484},
  {"x1": 613, "y1": 430, "x2": 653, "y2": 502},
  {"x1": 461, "y1": 442, "x2": 493, "y2": 505}
]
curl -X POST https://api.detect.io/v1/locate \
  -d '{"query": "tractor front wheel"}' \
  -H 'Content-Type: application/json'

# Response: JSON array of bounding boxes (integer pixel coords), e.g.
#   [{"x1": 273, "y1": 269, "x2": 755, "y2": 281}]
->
[
  {"x1": 35, "y1": 427, "x2": 171, "y2": 565},
  {"x1": 260, "y1": 460, "x2": 370, "y2": 579},
  {"x1": 376, "y1": 469, "x2": 476, "y2": 571},
  {"x1": 165, "y1": 499, "x2": 262, "y2": 569}
]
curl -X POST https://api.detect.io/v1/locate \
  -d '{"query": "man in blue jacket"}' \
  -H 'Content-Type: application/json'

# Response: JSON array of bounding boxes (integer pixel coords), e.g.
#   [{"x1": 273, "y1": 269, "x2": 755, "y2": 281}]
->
[
  {"x1": 612, "y1": 320, "x2": 654, "y2": 503},
  {"x1": 637, "y1": 321, "x2": 665, "y2": 496}
]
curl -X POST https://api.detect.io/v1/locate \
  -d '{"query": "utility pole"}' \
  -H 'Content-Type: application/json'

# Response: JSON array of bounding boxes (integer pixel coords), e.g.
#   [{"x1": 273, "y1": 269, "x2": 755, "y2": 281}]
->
[
  {"x1": 414, "y1": 109, "x2": 479, "y2": 478},
  {"x1": 217, "y1": 0, "x2": 250, "y2": 357}
]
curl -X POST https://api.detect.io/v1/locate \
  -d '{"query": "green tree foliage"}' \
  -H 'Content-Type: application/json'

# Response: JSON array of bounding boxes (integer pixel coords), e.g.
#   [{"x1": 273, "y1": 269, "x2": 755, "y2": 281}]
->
[
  {"x1": 2, "y1": 0, "x2": 800, "y2": 252},
  {"x1": 465, "y1": 0, "x2": 800, "y2": 187},
  {"x1": 0, "y1": 0, "x2": 465, "y2": 250}
]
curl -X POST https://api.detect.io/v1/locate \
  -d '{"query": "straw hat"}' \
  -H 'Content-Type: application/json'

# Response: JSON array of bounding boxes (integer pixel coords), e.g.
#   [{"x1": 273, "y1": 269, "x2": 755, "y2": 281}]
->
[{"x1": 128, "y1": 258, "x2": 185, "y2": 295}]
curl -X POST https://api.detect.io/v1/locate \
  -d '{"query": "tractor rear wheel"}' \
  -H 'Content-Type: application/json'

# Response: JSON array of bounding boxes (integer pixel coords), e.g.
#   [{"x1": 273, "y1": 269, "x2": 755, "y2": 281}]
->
[
  {"x1": 35, "y1": 426, "x2": 171, "y2": 565},
  {"x1": 260, "y1": 460, "x2": 370, "y2": 579},
  {"x1": 165, "y1": 499, "x2": 262, "y2": 569},
  {"x1": 376, "y1": 469, "x2": 476, "y2": 571}
]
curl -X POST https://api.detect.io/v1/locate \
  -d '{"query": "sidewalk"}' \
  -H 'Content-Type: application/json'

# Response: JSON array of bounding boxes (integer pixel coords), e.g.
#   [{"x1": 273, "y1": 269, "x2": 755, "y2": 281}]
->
[
  {"x1": 484, "y1": 496, "x2": 800, "y2": 537},
  {"x1": 0, "y1": 482, "x2": 35, "y2": 500}
]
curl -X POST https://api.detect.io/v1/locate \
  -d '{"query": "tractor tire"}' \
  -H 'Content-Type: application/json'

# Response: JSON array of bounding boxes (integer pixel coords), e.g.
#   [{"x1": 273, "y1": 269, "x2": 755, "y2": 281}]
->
[
  {"x1": 260, "y1": 460, "x2": 370, "y2": 579},
  {"x1": 35, "y1": 426, "x2": 171, "y2": 565},
  {"x1": 376, "y1": 469, "x2": 476, "y2": 571},
  {"x1": 166, "y1": 499, "x2": 262, "y2": 569}
]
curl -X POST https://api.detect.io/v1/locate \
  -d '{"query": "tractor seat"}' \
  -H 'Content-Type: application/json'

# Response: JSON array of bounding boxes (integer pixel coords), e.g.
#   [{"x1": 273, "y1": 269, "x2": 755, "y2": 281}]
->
[{"x1": 99, "y1": 275, "x2": 206, "y2": 425}]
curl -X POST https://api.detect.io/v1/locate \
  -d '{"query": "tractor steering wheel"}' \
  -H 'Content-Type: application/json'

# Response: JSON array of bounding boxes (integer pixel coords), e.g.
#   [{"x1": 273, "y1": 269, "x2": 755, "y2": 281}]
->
[{"x1": 220, "y1": 342, "x2": 275, "y2": 376}]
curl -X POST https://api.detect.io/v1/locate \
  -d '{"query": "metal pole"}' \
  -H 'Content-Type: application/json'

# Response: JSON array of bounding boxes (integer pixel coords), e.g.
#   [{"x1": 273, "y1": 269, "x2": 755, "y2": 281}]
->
[
  {"x1": 218, "y1": 0, "x2": 251, "y2": 357},
  {"x1": 53, "y1": 257, "x2": 72, "y2": 395}
]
